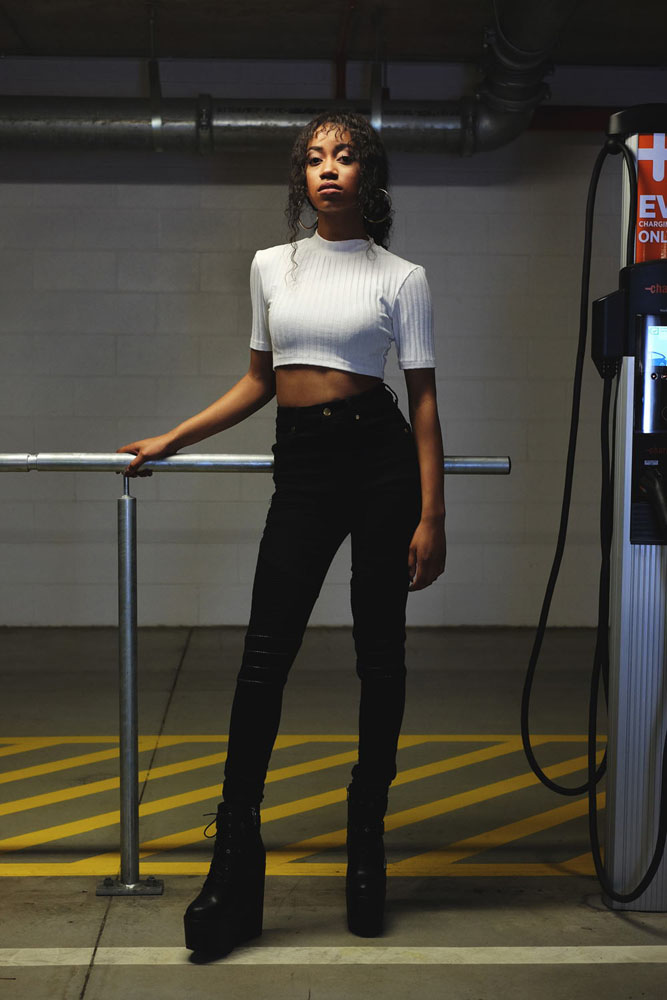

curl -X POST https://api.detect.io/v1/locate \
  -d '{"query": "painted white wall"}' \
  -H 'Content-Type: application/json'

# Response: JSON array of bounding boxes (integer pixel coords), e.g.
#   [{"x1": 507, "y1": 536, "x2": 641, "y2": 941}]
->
[{"x1": 0, "y1": 57, "x2": 651, "y2": 627}]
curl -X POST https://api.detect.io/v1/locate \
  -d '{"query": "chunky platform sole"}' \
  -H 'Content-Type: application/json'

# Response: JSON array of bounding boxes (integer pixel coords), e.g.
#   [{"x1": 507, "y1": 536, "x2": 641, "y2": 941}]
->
[
  {"x1": 183, "y1": 862, "x2": 265, "y2": 957},
  {"x1": 346, "y1": 872, "x2": 386, "y2": 937},
  {"x1": 184, "y1": 909, "x2": 263, "y2": 957}
]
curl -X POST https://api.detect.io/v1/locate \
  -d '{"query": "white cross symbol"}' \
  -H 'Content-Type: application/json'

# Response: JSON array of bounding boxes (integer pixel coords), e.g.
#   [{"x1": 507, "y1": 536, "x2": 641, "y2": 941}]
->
[{"x1": 638, "y1": 134, "x2": 667, "y2": 182}]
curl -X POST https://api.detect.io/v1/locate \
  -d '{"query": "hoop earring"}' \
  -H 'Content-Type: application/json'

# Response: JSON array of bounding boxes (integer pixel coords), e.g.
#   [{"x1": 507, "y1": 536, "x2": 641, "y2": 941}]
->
[
  {"x1": 363, "y1": 188, "x2": 392, "y2": 225},
  {"x1": 298, "y1": 213, "x2": 318, "y2": 231}
]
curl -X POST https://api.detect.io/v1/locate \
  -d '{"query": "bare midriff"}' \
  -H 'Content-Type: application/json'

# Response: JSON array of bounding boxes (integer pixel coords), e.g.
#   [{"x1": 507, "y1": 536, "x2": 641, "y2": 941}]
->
[{"x1": 274, "y1": 364, "x2": 382, "y2": 407}]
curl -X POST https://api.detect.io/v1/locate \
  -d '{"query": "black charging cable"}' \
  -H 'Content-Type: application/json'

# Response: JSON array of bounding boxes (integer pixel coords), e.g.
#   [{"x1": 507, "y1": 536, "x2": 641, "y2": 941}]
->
[
  {"x1": 521, "y1": 133, "x2": 667, "y2": 901},
  {"x1": 521, "y1": 139, "x2": 618, "y2": 797}
]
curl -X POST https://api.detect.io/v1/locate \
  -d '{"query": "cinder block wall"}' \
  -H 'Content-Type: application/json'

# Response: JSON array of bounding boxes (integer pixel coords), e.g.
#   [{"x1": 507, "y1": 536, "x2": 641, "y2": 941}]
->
[{"x1": 0, "y1": 59, "x2": 638, "y2": 627}]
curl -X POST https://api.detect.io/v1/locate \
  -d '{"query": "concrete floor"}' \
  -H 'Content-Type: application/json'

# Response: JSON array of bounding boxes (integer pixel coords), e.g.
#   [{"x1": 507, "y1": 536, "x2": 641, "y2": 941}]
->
[{"x1": 0, "y1": 626, "x2": 666, "y2": 999}]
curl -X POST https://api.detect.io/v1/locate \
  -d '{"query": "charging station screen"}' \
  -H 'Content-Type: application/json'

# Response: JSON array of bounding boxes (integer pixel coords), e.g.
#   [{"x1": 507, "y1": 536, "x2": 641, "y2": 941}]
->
[
  {"x1": 643, "y1": 324, "x2": 667, "y2": 432},
  {"x1": 647, "y1": 324, "x2": 667, "y2": 357},
  {"x1": 646, "y1": 326, "x2": 667, "y2": 350}
]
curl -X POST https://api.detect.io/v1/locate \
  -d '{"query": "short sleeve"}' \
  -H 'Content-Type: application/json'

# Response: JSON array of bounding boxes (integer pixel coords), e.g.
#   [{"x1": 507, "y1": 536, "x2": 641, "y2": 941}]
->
[
  {"x1": 393, "y1": 266, "x2": 435, "y2": 370},
  {"x1": 249, "y1": 253, "x2": 272, "y2": 352}
]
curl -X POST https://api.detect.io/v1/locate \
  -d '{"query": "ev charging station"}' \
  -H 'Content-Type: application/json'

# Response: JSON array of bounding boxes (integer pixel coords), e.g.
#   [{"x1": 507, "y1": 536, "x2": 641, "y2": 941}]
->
[
  {"x1": 595, "y1": 108, "x2": 667, "y2": 911},
  {"x1": 524, "y1": 105, "x2": 667, "y2": 913}
]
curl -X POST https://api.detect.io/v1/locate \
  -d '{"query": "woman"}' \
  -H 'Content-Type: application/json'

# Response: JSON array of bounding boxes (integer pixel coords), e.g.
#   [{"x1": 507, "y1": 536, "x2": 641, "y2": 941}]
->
[{"x1": 117, "y1": 110, "x2": 446, "y2": 958}]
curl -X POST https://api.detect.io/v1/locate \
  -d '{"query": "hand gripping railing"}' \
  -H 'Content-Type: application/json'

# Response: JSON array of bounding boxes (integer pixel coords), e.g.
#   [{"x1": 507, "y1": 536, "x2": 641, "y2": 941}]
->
[{"x1": 0, "y1": 451, "x2": 510, "y2": 896}]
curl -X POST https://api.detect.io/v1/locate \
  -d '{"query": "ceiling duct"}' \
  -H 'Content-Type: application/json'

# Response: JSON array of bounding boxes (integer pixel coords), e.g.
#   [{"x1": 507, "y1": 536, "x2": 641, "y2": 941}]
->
[{"x1": 0, "y1": 0, "x2": 581, "y2": 155}]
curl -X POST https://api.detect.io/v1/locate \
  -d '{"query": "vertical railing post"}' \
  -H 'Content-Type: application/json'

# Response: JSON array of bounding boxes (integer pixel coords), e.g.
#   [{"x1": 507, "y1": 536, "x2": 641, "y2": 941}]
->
[{"x1": 97, "y1": 475, "x2": 163, "y2": 896}]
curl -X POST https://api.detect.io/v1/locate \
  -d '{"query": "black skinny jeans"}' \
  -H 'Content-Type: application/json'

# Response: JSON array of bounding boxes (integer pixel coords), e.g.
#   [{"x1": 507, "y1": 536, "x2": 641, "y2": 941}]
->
[{"x1": 222, "y1": 381, "x2": 422, "y2": 805}]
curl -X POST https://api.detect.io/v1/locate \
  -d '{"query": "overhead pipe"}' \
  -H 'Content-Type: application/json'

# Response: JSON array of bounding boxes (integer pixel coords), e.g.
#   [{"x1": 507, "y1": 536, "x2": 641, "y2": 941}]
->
[
  {"x1": 0, "y1": 0, "x2": 580, "y2": 155},
  {"x1": 334, "y1": 0, "x2": 359, "y2": 101},
  {"x1": 469, "y1": 0, "x2": 581, "y2": 153}
]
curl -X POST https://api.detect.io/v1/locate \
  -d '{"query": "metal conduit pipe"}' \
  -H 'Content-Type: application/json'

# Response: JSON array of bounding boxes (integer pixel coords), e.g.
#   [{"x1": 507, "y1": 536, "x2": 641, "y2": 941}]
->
[
  {"x1": 0, "y1": 1, "x2": 580, "y2": 155},
  {"x1": 469, "y1": 0, "x2": 582, "y2": 154},
  {"x1": 0, "y1": 95, "x2": 466, "y2": 152}
]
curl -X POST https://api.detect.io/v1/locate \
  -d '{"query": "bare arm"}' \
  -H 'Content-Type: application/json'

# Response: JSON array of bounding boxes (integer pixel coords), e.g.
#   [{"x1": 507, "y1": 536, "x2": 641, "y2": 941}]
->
[
  {"x1": 405, "y1": 368, "x2": 445, "y2": 521},
  {"x1": 404, "y1": 368, "x2": 446, "y2": 591},
  {"x1": 167, "y1": 350, "x2": 276, "y2": 448},
  {"x1": 117, "y1": 349, "x2": 275, "y2": 475}
]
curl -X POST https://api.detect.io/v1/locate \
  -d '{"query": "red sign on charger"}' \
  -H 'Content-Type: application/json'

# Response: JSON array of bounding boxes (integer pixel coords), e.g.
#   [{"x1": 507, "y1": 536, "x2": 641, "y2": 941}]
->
[{"x1": 636, "y1": 133, "x2": 667, "y2": 263}]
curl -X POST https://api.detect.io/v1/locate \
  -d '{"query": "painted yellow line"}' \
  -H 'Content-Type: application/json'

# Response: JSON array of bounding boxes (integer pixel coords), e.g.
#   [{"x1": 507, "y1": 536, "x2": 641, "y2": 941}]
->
[
  {"x1": 148, "y1": 737, "x2": 529, "y2": 851},
  {"x1": 0, "y1": 778, "x2": 121, "y2": 818},
  {"x1": 389, "y1": 860, "x2": 597, "y2": 877},
  {"x1": 262, "y1": 859, "x2": 597, "y2": 878},
  {"x1": 270, "y1": 859, "x2": 598, "y2": 878},
  {"x1": 147, "y1": 735, "x2": 440, "y2": 746},
  {"x1": 0, "y1": 749, "x2": 368, "y2": 855},
  {"x1": 128, "y1": 789, "x2": 352, "y2": 864},
  {"x1": 139, "y1": 738, "x2": 446, "y2": 856},
  {"x1": 70, "y1": 750, "x2": 367, "y2": 870},
  {"x1": 393, "y1": 737, "x2": 533, "y2": 783},
  {"x1": 0, "y1": 752, "x2": 226, "y2": 819},
  {"x1": 558, "y1": 853, "x2": 598, "y2": 874},
  {"x1": 0, "y1": 742, "x2": 46, "y2": 760},
  {"x1": 67, "y1": 796, "x2": 347, "y2": 871},
  {"x1": 0, "y1": 748, "x2": 123, "y2": 786},
  {"x1": 390, "y1": 792, "x2": 605, "y2": 876},
  {"x1": 0, "y1": 856, "x2": 599, "y2": 877},
  {"x1": 0, "y1": 736, "x2": 344, "y2": 821},
  {"x1": 69, "y1": 743, "x2": 443, "y2": 867},
  {"x1": 268, "y1": 751, "x2": 603, "y2": 871},
  {"x1": 130, "y1": 741, "x2": 546, "y2": 864},
  {"x1": 0, "y1": 737, "x2": 121, "y2": 748},
  {"x1": 121, "y1": 739, "x2": 549, "y2": 861},
  {"x1": 391, "y1": 751, "x2": 603, "y2": 835},
  {"x1": 0, "y1": 733, "x2": 605, "y2": 750},
  {"x1": 0, "y1": 738, "x2": 166, "y2": 787},
  {"x1": 0, "y1": 736, "x2": 218, "y2": 747},
  {"x1": 0, "y1": 736, "x2": 609, "y2": 877},
  {"x1": 270, "y1": 735, "x2": 603, "y2": 744},
  {"x1": 120, "y1": 738, "x2": 527, "y2": 861}
]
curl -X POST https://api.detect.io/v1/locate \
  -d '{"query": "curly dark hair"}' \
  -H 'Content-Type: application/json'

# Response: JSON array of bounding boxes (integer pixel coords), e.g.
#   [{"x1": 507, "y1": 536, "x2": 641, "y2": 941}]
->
[{"x1": 285, "y1": 111, "x2": 392, "y2": 253}]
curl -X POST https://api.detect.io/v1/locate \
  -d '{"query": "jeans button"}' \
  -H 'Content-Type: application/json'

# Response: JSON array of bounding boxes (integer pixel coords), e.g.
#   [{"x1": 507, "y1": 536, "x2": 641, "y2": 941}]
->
[{"x1": 323, "y1": 407, "x2": 331, "y2": 416}]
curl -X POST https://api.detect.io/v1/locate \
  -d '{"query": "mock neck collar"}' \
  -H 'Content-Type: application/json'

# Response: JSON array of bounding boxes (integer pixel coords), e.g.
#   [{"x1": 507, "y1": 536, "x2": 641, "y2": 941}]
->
[{"x1": 309, "y1": 230, "x2": 372, "y2": 253}]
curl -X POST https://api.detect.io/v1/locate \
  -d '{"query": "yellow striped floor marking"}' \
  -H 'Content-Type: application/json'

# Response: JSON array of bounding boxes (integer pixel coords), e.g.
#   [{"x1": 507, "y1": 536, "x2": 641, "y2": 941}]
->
[
  {"x1": 0, "y1": 735, "x2": 605, "y2": 878},
  {"x1": 0, "y1": 748, "x2": 123, "y2": 786},
  {"x1": 390, "y1": 792, "x2": 605, "y2": 876},
  {"x1": 0, "y1": 752, "x2": 229, "y2": 818},
  {"x1": 0, "y1": 734, "x2": 606, "y2": 747},
  {"x1": 75, "y1": 748, "x2": 602, "y2": 878},
  {"x1": 265, "y1": 750, "x2": 603, "y2": 873},
  {"x1": 0, "y1": 741, "x2": 47, "y2": 760},
  {"x1": 0, "y1": 748, "x2": 374, "y2": 852},
  {"x1": 0, "y1": 733, "x2": 324, "y2": 823},
  {"x1": 129, "y1": 736, "x2": 532, "y2": 860}
]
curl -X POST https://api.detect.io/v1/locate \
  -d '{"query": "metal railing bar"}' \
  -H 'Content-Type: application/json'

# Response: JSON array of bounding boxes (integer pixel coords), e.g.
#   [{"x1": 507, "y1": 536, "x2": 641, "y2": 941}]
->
[{"x1": 0, "y1": 453, "x2": 511, "y2": 475}]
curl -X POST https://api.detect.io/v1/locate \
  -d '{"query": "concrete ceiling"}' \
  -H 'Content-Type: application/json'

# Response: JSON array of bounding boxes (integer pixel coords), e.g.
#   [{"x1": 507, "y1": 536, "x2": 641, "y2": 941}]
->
[{"x1": 0, "y1": 0, "x2": 664, "y2": 67}]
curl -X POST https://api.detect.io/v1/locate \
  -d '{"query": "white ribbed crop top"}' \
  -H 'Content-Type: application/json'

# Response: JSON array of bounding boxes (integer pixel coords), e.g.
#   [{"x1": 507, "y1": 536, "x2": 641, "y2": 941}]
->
[{"x1": 249, "y1": 231, "x2": 435, "y2": 378}]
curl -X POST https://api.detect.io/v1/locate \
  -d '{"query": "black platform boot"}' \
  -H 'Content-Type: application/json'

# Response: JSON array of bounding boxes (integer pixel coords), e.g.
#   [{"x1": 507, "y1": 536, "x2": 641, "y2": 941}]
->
[
  {"x1": 183, "y1": 801, "x2": 266, "y2": 958},
  {"x1": 345, "y1": 781, "x2": 389, "y2": 937}
]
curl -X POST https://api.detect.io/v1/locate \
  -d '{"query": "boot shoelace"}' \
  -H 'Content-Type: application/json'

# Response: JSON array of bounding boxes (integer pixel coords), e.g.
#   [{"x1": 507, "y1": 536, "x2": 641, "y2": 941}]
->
[{"x1": 202, "y1": 812, "x2": 253, "y2": 880}]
